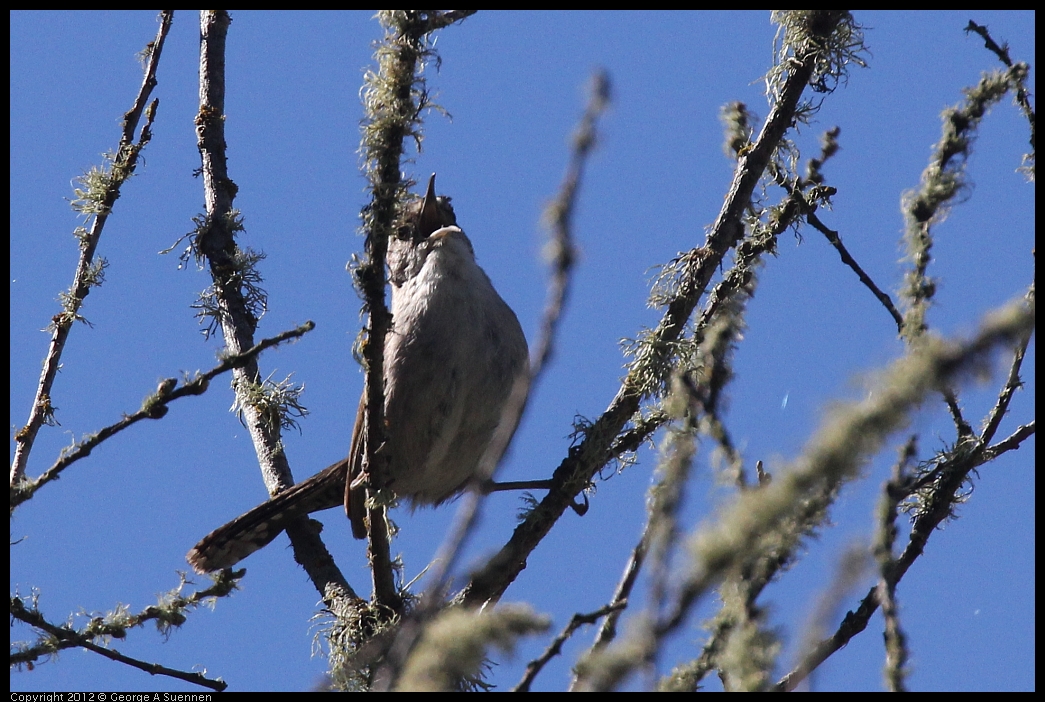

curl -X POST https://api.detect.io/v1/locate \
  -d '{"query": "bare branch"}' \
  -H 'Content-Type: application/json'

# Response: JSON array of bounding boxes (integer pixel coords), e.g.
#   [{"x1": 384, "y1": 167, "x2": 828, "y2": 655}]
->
[
  {"x1": 11, "y1": 571, "x2": 239, "y2": 692},
  {"x1": 11, "y1": 10, "x2": 173, "y2": 485},
  {"x1": 194, "y1": 9, "x2": 352, "y2": 612}
]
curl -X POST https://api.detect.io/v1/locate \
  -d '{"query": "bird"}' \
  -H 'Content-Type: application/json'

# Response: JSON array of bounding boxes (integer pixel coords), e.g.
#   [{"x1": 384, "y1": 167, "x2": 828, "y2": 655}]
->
[{"x1": 187, "y1": 175, "x2": 529, "y2": 573}]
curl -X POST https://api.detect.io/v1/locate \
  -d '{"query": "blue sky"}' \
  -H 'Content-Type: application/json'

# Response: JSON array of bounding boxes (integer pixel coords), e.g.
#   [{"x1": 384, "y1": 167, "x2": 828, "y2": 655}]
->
[{"x1": 10, "y1": 11, "x2": 1034, "y2": 692}]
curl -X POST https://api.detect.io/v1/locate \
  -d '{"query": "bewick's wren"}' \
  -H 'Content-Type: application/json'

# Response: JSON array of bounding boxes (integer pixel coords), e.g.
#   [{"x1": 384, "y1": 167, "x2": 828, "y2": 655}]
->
[{"x1": 187, "y1": 175, "x2": 528, "y2": 573}]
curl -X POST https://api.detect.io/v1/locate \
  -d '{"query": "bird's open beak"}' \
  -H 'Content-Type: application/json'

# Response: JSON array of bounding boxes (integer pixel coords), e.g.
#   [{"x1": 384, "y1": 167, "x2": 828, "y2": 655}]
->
[{"x1": 417, "y1": 173, "x2": 441, "y2": 240}]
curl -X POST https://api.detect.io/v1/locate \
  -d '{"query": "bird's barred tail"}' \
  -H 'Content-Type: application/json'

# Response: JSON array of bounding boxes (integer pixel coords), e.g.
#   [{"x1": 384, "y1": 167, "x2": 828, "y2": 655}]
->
[{"x1": 187, "y1": 460, "x2": 348, "y2": 573}]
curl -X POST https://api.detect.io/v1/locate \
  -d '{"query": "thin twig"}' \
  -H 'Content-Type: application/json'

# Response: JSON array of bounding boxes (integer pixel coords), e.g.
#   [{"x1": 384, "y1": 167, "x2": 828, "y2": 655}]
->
[
  {"x1": 964, "y1": 20, "x2": 1014, "y2": 67},
  {"x1": 11, "y1": 572, "x2": 239, "y2": 692},
  {"x1": 595, "y1": 541, "x2": 645, "y2": 651},
  {"x1": 11, "y1": 322, "x2": 314, "y2": 508},
  {"x1": 11, "y1": 10, "x2": 173, "y2": 485},
  {"x1": 514, "y1": 601, "x2": 626, "y2": 692},
  {"x1": 978, "y1": 286, "x2": 1033, "y2": 447},
  {"x1": 806, "y1": 211, "x2": 904, "y2": 333}
]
